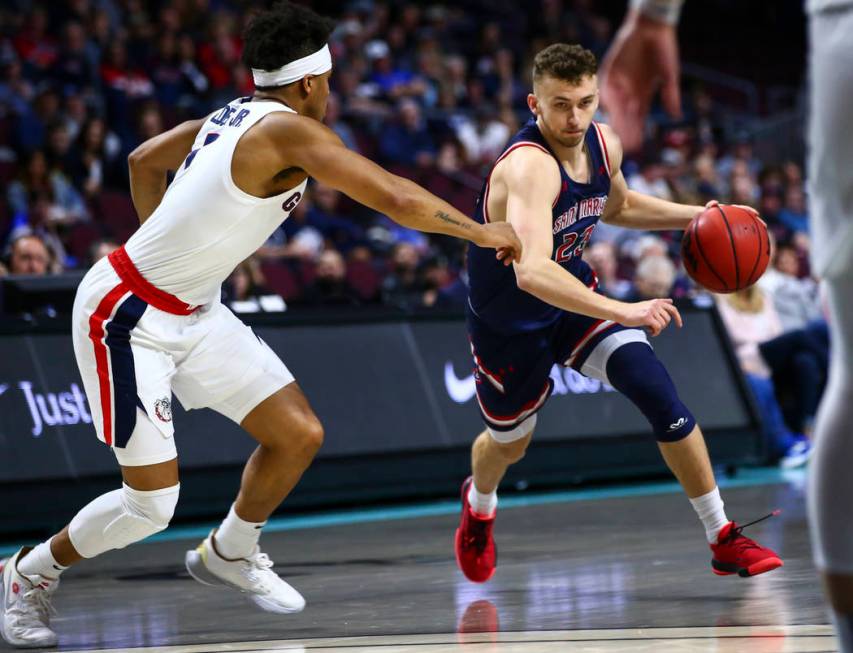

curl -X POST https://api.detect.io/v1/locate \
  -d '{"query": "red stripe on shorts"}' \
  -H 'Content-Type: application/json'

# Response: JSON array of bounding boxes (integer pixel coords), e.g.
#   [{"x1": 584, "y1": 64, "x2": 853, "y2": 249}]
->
[
  {"x1": 108, "y1": 246, "x2": 197, "y2": 315},
  {"x1": 88, "y1": 283, "x2": 129, "y2": 446}
]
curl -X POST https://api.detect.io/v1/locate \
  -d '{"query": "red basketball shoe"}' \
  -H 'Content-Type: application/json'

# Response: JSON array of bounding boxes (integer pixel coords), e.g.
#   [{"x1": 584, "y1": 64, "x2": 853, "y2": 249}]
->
[
  {"x1": 454, "y1": 477, "x2": 497, "y2": 583},
  {"x1": 710, "y1": 512, "x2": 784, "y2": 577}
]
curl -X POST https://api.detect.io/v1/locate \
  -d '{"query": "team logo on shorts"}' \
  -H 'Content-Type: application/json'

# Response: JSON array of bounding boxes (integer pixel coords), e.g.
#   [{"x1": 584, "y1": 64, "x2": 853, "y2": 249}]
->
[{"x1": 154, "y1": 397, "x2": 172, "y2": 422}]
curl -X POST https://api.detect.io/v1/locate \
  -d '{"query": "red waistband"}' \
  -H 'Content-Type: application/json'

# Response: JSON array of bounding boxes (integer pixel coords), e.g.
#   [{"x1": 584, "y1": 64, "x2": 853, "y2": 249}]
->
[{"x1": 108, "y1": 246, "x2": 197, "y2": 315}]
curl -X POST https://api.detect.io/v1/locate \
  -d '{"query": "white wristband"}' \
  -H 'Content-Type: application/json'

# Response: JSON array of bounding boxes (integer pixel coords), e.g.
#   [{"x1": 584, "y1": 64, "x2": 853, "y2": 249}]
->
[{"x1": 630, "y1": 0, "x2": 685, "y2": 25}]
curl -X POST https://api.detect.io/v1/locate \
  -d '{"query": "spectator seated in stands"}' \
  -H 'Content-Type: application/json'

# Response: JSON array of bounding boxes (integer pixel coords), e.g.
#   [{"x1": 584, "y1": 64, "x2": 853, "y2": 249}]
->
[
  {"x1": 715, "y1": 286, "x2": 812, "y2": 468},
  {"x1": 306, "y1": 182, "x2": 366, "y2": 252},
  {"x1": 420, "y1": 254, "x2": 454, "y2": 308},
  {"x1": 365, "y1": 39, "x2": 428, "y2": 102},
  {"x1": 6, "y1": 191, "x2": 69, "y2": 272},
  {"x1": 297, "y1": 248, "x2": 361, "y2": 308},
  {"x1": 7, "y1": 150, "x2": 88, "y2": 228},
  {"x1": 778, "y1": 185, "x2": 809, "y2": 238},
  {"x1": 454, "y1": 105, "x2": 511, "y2": 166},
  {"x1": 625, "y1": 254, "x2": 676, "y2": 301},
  {"x1": 378, "y1": 98, "x2": 436, "y2": 169},
  {"x1": 223, "y1": 256, "x2": 285, "y2": 314},
  {"x1": 69, "y1": 117, "x2": 125, "y2": 199},
  {"x1": 259, "y1": 190, "x2": 324, "y2": 262},
  {"x1": 627, "y1": 155, "x2": 672, "y2": 201},
  {"x1": 381, "y1": 242, "x2": 423, "y2": 310},
  {"x1": 324, "y1": 92, "x2": 360, "y2": 153},
  {"x1": 5, "y1": 233, "x2": 52, "y2": 276},
  {"x1": 758, "y1": 238, "x2": 822, "y2": 332}
]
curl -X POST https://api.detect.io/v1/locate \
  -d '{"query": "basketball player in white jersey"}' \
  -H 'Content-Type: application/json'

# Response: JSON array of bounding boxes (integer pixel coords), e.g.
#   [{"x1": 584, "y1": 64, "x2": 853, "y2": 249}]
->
[
  {"x1": 0, "y1": 3, "x2": 520, "y2": 647},
  {"x1": 806, "y1": 1, "x2": 853, "y2": 651},
  {"x1": 602, "y1": 1, "x2": 853, "y2": 649}
]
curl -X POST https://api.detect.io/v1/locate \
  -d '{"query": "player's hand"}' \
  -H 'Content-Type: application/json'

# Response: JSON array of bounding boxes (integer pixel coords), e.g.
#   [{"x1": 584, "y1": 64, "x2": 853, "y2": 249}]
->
[
  {"x1": 618, "y1": 298, "x2": 682, "y2": 337},
  {"x1": 702, "y1": 200, "x2": 767, "y2": 227},
  {"x1": 479, "y1": 222, "x2": 522, "y2": 266},
  {"x1": 599, "y1": 11, "x2": 681, "y2": 153}
]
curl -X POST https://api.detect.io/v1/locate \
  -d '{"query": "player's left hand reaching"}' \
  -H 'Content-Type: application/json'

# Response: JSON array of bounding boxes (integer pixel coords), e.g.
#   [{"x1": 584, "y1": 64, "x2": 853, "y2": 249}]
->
[
  {"x1": 700, "y1": 200, "x2": 766, "y2": 227},
  {"x1": 480, "y1": 222, "x2": 523, "y2": 266}
]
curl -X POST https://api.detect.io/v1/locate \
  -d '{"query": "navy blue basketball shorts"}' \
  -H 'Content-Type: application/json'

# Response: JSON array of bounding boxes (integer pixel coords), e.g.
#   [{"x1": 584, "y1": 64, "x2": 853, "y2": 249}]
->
[{"x1": 467, "y1": 311, "x2": 650, "y2": 442}]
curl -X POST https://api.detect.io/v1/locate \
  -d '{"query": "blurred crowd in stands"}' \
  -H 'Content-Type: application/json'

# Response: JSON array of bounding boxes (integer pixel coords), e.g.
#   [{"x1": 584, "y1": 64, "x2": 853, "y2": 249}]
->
[
  {"x1": 0, "y1": 0, "x2": 826, "y2": 464},
  {"x1": 0, "y1": 0, "x2": 816, "y2": 312}
]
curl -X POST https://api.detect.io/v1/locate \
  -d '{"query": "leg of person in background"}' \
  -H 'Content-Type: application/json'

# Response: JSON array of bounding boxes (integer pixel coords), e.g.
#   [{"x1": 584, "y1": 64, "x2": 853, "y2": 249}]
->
[
  {"x1": 1, "y1": 412, "x2": 180, "y2": 649},
  {"x1": 743, "y1": 373, "x2": 809, "y2": 467},
  {"x1": 185, "y1": 382, "x2": 322, "y2": 614},
  {"x1": 587, "y1": 336, "x2": 783, "y2": 577},
  {"x1": 758, "y1": 324, "x2": 829, "y2": 441},
  {"x1": 808, "y1": 276, "x2": 853, "y2": 652},
  {"x1": 791, "y1": 348, "x2": 822, "y2": 437}
]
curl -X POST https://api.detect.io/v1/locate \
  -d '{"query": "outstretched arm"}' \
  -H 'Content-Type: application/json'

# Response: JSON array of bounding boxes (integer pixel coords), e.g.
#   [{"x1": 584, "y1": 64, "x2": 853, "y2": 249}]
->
[
  {"x1": 128, "y1": 118, "x2": 206, "y2": 224},
  {"x1": 599, "y1": 123, "x2": 703, "y2": 230},
  {"x1": 272, "y1": 115, "x2": 521, "y2": 259},
  {"x1": 506, "y1": 147, "x2": 681, "y2": 335}
]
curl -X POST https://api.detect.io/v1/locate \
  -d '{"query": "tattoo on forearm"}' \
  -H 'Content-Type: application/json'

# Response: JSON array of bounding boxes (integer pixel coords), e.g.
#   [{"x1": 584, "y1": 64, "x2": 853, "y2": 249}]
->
[{"x1": 434, "y1": 210, "x2": 470, "y2": 230}]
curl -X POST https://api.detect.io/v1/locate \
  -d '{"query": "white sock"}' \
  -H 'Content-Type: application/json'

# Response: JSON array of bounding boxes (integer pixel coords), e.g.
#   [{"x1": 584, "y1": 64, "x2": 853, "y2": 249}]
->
[
  {"x1": 468, "y1": 482, "x2": 497, "y2": 517},
  {"x1": 833, "y1": 611, "x2": 853, "y2": 653},
  {"x1": 17, "y1": 537, "x2": 67, "y2": 580},
  {"x1": 689, "y1": 486, "x2": 729, "y2": 543},
  {"x1": 214, "y1": 504, "x2": 265, "y2": 560}
]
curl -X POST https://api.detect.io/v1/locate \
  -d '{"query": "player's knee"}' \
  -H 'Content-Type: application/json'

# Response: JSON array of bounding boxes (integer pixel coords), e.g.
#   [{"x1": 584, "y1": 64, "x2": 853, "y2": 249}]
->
[
  {"x1": 606, "y1": 342, "x2": 696, "y2": 443},
  {"x1": 122, "y1": 483, "x2": 180, "y2": 532},
  {"x1": 69, "y1": 483, "x2": 180, "y2": 557},
  {"x1": 292, "y1": 414, "x2": 324, "y2": 458},
  {"x1": 487, "y1": 415, "x2": 536, "y2": 462}
]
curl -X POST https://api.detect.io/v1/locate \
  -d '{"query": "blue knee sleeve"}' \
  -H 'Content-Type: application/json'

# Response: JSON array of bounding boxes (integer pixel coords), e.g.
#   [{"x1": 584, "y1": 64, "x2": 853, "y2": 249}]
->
[{"x1": 605, "y1": 342, "x2": 696, "y2": 442}]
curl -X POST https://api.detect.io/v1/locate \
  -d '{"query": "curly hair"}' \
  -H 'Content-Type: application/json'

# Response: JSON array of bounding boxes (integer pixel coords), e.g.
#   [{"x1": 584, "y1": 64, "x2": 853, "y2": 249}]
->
[
  {"x1": 532, "y1": 43, "x2": 598, "y2": 86},
  {"x1": 242, "y1": 1, "x2": 336, "y2": 87}
]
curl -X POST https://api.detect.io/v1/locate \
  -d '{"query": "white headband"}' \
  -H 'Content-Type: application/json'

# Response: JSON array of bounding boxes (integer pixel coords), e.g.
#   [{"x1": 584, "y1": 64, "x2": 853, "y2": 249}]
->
[{"x1": 252, "y1": 44, "x2": 332, "y2": 87}]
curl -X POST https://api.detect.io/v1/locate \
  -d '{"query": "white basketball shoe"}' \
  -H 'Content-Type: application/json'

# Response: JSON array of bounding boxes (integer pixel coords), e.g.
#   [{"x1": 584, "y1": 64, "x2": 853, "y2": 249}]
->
[
  {"x1": 0, "y1": 548, "x2": 59, "y2": 648},
  {"x1": 185, "y1": 530, "x2": 305, "y2": 614}
]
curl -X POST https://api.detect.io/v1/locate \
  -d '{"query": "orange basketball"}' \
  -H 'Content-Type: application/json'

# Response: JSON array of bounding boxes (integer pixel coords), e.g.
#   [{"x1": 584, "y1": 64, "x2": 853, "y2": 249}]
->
[{"x1": 680, "y1": 204, "x2": 770, "y2": 293}]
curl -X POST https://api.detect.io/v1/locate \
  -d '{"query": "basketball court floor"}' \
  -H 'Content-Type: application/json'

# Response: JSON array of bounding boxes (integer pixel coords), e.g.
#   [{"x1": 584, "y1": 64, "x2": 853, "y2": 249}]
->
[{"x1": 0, "y1": 468, "x2": 835, "y2": 652}]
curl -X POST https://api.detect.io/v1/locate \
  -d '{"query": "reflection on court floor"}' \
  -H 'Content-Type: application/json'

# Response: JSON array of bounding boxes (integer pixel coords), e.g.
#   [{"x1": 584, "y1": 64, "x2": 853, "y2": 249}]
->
[{"x1": 3, "y1": 470, "x2": 829, "y2": 653}]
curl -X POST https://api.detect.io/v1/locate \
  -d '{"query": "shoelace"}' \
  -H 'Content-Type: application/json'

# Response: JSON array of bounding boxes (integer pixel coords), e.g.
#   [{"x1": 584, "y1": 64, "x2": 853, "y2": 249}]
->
[
  {"x1": 243, "y1": 552, "x2": 276, "y2": 591},
  {"x1": 248, "y1": 552, "x2": 275, "y2": 571},
  {"x1": 10, "y1": 586, "x2": 57, "y2": 627},
  {"x1": 722, "y1": 510, "x2": 781, "y2": 551}
]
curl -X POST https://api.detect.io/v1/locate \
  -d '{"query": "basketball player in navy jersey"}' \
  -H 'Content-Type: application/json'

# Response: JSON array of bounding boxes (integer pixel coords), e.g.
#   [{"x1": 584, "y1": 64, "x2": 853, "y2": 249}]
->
[{"x1": 455, "y1": 43, "x2": 783, "y2": 583}]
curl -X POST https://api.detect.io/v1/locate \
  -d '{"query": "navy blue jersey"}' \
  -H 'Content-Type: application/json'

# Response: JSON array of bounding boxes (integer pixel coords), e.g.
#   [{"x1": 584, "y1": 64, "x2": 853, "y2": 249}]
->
[{"x1": 467, "y1": 119, "x2": 613, "y2": 333}]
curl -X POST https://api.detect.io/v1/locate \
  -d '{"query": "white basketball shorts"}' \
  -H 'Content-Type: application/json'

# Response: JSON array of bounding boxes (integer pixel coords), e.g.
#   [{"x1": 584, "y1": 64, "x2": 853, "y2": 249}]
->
[
  {"x1": 71, "y1": 247, "x2": 294, "y2": 466},
  {"x1": 808, "y1": 5, "x2": 853, "y2": 280}
]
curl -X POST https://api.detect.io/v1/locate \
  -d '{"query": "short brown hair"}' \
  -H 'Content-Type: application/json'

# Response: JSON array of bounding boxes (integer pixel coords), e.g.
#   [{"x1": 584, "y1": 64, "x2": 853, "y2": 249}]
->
[{"x1": 532, "y1": 43, "x2": 597, "y2": 86}]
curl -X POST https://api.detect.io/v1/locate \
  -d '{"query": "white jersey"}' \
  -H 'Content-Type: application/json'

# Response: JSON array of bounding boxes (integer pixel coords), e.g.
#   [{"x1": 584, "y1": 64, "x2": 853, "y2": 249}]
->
[
  {"x1": 124, "y1": 98, "x2": 307, "y2": 307},
  {"x1": 807, "y1": 7, "x2": 853, "y2": 279}
]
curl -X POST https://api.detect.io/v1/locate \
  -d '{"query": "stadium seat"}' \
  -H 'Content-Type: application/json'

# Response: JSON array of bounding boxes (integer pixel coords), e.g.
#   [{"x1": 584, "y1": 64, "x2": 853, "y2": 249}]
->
[{"x1": 259, "y1": 260, "x2": 302, "y2": 301}]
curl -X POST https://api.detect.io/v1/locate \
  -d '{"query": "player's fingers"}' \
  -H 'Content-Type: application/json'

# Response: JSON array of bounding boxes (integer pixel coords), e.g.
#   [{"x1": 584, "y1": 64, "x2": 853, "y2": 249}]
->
[
  {"x1": 655, "y1": 309, "x2": 671, "y2": 333},
  {"x1": 646, "y1": 313, "x2": 664, "y2": 337},
  {"x1": 662, "y1": 302, "x2": 683, "y2": 328},
  {"x1": 704, "y1": 200, "x2": 719, "y2": 209}
]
